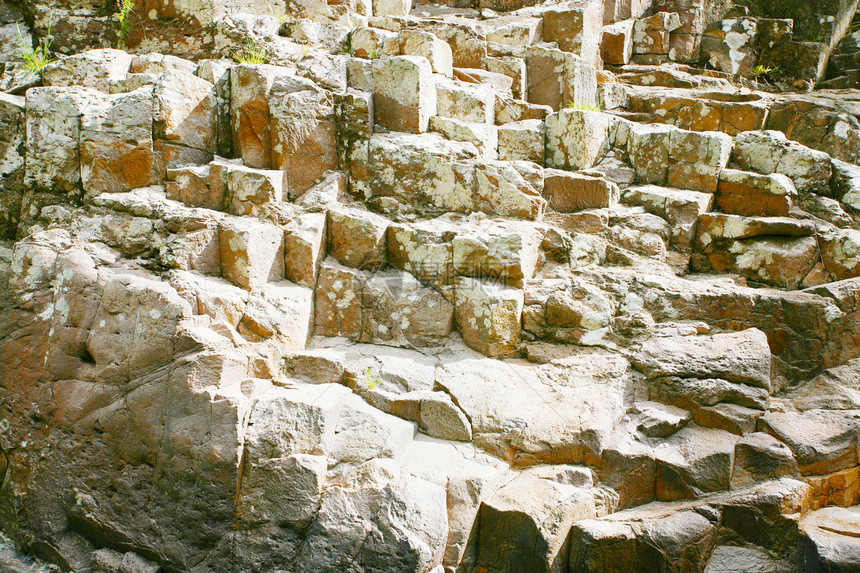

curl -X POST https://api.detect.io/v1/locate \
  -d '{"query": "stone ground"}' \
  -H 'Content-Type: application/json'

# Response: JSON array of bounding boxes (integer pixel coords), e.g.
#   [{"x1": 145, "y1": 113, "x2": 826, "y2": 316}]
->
[{"x1": 0, "y1": 0, "x2": 859, "y2": 572}]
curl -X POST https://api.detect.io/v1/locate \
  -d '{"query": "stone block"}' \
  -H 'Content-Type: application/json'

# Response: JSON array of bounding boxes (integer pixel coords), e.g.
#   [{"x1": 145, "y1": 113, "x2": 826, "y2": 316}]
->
[
  {"x1": 544, "y1": 170, "x2": 619, "y2": 211},
  {"x1": 435, "y1": 76, "x2": 495, "y2": 124},
  {"x1": 455, "y1": 277, "x2": 523, "y2": 357},
  {"x1": 546, "y1": 108, "x2": 611, "y2": 170},
  {"x1": 372, "y1": 56, "x2": 437, "y2": 133},
  {"x1": 497, "y1": 119, "x2": 544, "y2": 164},
  {"x1": 219, "y1": 217, "x2": 285, "y2": 289}
]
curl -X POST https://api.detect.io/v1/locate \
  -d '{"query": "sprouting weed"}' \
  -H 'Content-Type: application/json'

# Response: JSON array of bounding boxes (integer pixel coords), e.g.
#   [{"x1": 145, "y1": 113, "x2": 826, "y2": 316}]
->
[
  {"x1": 231, "y1": 39, "x2": 271, "y2": 64},
  {"x1": 752, "y1": 63, "x2": 778, "y2": 77},
  {"x1": 566, "y1": 102, "x2": 604, "y2": 112},
  {"x1": 116, "y1": 0, "x2": 136, "y2": 41},
  {"x1": 17, "y1": 24, "x2": 54, "y2": 74},
  {"x1": 359, "y1": 366, "x2": 383, "y2": 390}
]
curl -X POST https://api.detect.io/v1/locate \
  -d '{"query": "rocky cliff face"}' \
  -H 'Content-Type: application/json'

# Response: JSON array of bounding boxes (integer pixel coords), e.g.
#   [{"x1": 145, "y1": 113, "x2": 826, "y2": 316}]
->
[{"x1": 0, "y1": 0, "x2": 859, "y2": 572}]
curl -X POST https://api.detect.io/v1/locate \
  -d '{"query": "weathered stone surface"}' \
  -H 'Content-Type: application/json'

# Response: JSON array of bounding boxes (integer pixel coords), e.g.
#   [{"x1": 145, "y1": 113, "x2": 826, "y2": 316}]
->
[
  {"x1": 797, "y1": 507, "x2": 860, "y2": 573},
  {"x1": 355, "y1": 132, "x2": 545, "y2": 219},
  {"x1": 759, "y1": 410, "x2": 859, "y2": 476},
  {"x1": 478, "y1": 470, "x2": 596, "y2": 573},
  {"x1": 438, "y1": 351, "x2": 628, "y2": 465},
  {"x1": 635, "y1": 328, "x2": 772, "y2": 389},
  {"x1": 429, "y1": 116, "x2": 498, "y2": 161},
  {"x1": 622, "y1": 185, "x2": 714, "y2": 250},
  {"x1": 296, "y1": 473, "x2": 447, "y2": 573},
  {"x1": 283, "y1": 213, "x2": 326, "y2": 288},
  {"x1": 42, "y1": 49, "x2": 133, "y2": 92},
  {"x1": 239, "y1": 281, "x2": 313, "y2": 347},
  {"x1": 497, "y1": 119, "x2": 544, "y2": 164},
  {"x1": 602, "y1": 19, "x2": 635, "y2": 65},
  {"x1": 219, "y1": 217, "x2": 285, "y2": 289},
  {"x1": 454, "y1": 277, "x2": 523, "y2": 357},
  {"x1": 544, "y1": 170, "x2": 620, "y2": 212},
  {"x1": 436, "y1": 77, "x2": 495, "y2": 125},
  {"x1": 545, "y1": 108, "x2": 611, "y2": 170},
  {"x1": 716, "y1": 169, "x2": 797, "y2": 217},
  {"x1": 372, "y1": 56, "x2": 437, "y2": 133},
  {"x1": 153, "y1": 69, "x2": 217, "y2": 160},
  {"x1": 543, "y1": 2, "x2": 602, "y2": 66},
  {"x1": 25, "y1": 87, "x2": 97, "y2": 195},
  {"x1": 452, "y1": 219, "x2": 542, "y2": 284},
  {"x1": 0, "y1": 92, "x2": 25, "y2": 238},
  {"x1": 328, "y1": 207, "x2": 389, "y2": 269},
  {"x1": 525, "y1": 47, "x2": 598, "y2": 111},
  {"x1": 704, "y1": 545, "x2": 792, "y2": 573},
  {"x1": 819, "y1": 229, "x2": 860, "y2": 281},
  {"x1": 224, "y1": 164, "x2": 286, "y2": 216},
  {"x1": 80, "y1": 87, "x2": 155, "y2": 199},
  {"x1": 270, "y1": 85, "x2": 337, "y2": 197},
  {"x1": 734, "y1": 130, "x2": 834, "y2": 195},
  {"x1": 10, "y1": 2, "x2": 860, "y2": 571},
  {"x1": 731, "y1": 432, "x2": 799, "y2": 488},
  {"x1": 654, "y1": 425, "x2": 739, "y2": 500},
  {"x1": 633, "y1": 401, "x2": 691, "y2": 437},
  {"x1": 401, "y1": 29, "x2": 453, "y2": 76}
]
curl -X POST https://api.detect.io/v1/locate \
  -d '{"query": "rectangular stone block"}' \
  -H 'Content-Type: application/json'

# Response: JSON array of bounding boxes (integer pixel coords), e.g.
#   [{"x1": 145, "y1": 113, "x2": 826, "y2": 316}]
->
[
  {"x1": 372, "y1": 56, "x2": 437, "y2": 133},
  {"x1": 219, "y1": 217, "x2": 285, "y2": 289},
  {"x1": 436, "y1": 77, "x2": 495, "y2": 124},
  {"x1": 544, "y1": 170, "x2": 620, "y2": 211},
  {"x1": 543, "y1": 2, "x2": 602, "y2": 66}
]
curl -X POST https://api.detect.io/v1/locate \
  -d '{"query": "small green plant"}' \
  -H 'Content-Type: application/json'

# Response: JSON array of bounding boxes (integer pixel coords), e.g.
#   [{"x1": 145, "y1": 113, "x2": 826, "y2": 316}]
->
[
  {"x1": 752, "y1": 63, "x2": 778, "y2": 78},
  {"x1": 16, "y1": 24, "x2": 54, "y2": 74},
  {"x1": 231, "y1": 39, "x2": 271, "y2": 64},
  {"x1": 566, "y1": 102, "x2": 603, "y2": 112},
  {"x1": 115, "y1": 0, "x2": 136, "y2": 42},
  {"x1": 359, "y1": 366, "x2": 383, "y2": 390}
]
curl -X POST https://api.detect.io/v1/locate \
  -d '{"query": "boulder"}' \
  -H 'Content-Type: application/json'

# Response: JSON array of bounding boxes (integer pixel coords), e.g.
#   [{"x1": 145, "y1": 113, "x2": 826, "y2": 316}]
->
[
  {"x1": 759, "y1": 410, "x2": 859, "y2": 476},
  {"x1": 601, "y1": 20, "x2": 635, "y2": 65},
  {"x1": 295, "y1": 474, "x2": 447, "y2": 573},
  {"x1": 633, "y1": 401, "x2": 691, "y2": 438},
  {"x1": 239, "y1": 281, "x2": 313, "y2": 347},
  {"x1": 622, "y1": 185, "x2": 714, "y2": 251},
  {"x1": 224, "y1": 164, "x2": 286, "y2": 216},
  {"x1": 401, "y1": 30, "x2": 453, "y2": 76},
  {"x1": 436, "y1": 76, "x2": 495, "y2": 124},
  {"x1": 819, "y1": 229, "x2": 860, "y2": 281},
  {"x1": 80, "y1": 87, "x2": 155, "y2": 199},
  {"x1": 153, "y1": 69, "x2": 217, "y2": 163},
  {"x1": 451, "y1": 220, "x2": 542, "y2": 285},
  {"x1": 283, "y1": 213, "x2": 327, "y2": 288},
  {"x1": 327, "y1": 207, "x2": 389, "y2": 270},
  {"x1": 525, "y1": 47, "x2": 598, "y2": 111},
  {"x1": 497, "y1": 119, "x2": 545, "y2": 164},
  {"x1": 269, "y1": 84, "x2": 337, "y2": 196},
  {"x1": 542, "y1": 2, "x2": 602, "y2": 66},
  {"x1": 429, "y1": 116, "x2": 498, "y2": 161}
]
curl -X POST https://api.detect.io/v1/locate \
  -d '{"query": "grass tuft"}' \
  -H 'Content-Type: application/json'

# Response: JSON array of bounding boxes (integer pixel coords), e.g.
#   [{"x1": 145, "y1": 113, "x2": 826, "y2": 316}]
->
[{"x1": 17, "y1": 24, "x2": 53, "y2": 74}]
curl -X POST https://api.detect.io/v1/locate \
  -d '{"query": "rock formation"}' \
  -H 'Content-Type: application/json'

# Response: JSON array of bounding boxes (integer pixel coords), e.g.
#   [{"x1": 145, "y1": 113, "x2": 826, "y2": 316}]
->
[{"x1": 0, "y1": 0, "x2": 859, "y2": 571}]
